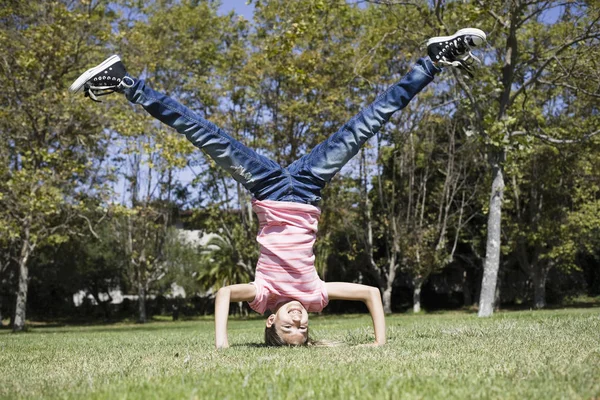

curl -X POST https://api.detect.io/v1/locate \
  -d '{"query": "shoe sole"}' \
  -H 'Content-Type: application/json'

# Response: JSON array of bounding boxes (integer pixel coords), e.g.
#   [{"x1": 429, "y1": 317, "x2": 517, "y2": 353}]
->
[
  {"x1": 427, "y1": 28, "x2": 486, "y2": 47},
  {"x1": 68, "y1": 55, "x2": 121, "y2": 94}
]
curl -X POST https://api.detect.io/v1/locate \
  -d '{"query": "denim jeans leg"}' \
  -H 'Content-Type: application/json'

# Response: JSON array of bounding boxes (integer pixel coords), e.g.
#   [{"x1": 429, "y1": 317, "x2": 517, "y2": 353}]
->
[
  {"x1": 122, "y1": 79, "x2": 288, "y2": 200},
  {"x1": 288, "y1": 57, "x2": 440, "y2": 203}
]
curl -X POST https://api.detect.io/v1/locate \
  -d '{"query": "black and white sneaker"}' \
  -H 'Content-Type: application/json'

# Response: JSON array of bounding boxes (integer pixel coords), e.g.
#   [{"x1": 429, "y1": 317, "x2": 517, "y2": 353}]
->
[
  {"x1": 69, "y1": 55, "x2": 134, "y2": 102},
  {"x1": 427, "y1": 28, "x2": 486, "y2": 76}
]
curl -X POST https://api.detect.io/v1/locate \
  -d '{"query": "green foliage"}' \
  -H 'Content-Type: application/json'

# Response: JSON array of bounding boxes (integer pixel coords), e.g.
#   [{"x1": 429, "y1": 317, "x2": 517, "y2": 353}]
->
[
  {"x1": 0, "y1": 1, "x2": 119, "y2": 328},
  {"x1": 195, "y1": 233, "x2": 253, "y2": 290},
  {"x1": 2, "y1": 0, "x2": 600, "y2": 320},
  {"x1": 0, "y1": 1, "x2": 115, "y2": 243},
  {"x1": 248, "y1": 0, "x2": 370, "y2": 163},
  {"x1": 158, "y1": 227, "x2": 206, "y2": 298},
  {"x1": 186, "y1": 203, "x2": 258, "y2": 289}
]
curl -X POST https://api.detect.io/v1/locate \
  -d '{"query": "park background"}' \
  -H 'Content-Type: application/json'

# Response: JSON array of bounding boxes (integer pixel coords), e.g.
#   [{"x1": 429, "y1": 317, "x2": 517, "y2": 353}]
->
[
  {"x1": 1, "y1": 0, "x2": 599, "y2": 330},
  {"x1": 2, "y1": 1, "x2": 600, "y2": 399}
]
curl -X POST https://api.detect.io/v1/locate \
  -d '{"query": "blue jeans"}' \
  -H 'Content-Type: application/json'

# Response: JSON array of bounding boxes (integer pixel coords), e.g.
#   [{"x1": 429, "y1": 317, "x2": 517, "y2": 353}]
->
[{"x1": 123, "y1": 57, "x2": 439, "y2": 205}]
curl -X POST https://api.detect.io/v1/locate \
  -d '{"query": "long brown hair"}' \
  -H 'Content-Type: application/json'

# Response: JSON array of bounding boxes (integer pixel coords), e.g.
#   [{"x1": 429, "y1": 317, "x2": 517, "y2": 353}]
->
[
  {"x1": 264, "y1": 325, "x2": 342, "y2": 347},
  {"x1": 264, "y1": 324, "x2": 312, "y2": 346}
]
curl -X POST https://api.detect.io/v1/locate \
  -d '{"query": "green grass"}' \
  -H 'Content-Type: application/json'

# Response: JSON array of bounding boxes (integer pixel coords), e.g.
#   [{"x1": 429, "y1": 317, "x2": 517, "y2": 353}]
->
[{"x1": 1, "y1": 308, "x2": 599, "y2": 399}]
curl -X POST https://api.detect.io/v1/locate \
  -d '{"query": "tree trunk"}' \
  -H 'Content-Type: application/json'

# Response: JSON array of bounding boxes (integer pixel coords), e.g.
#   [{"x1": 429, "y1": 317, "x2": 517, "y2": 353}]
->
[
  {"x1": 533, "y1": 263, "x2": 549, "y2": 309},
  {"x1": 0, "y1": 265, "x2": 5, "y2": 326},
  {"x1": 172, "y1": 301, "x2": 180, "y2": 321},
  {"x1": 137, "y1": 281, "x2": 147, "y2": 323},
  {"x1": 90, "y1": 290, "x2": 112, "y2": 320},
  {"x1": 237, "y1": 301, "x2": 248, "y2": 317},
  {"x1": 413, "y1": 276, "x2": 423, "y2": 313},
  {"x1": 382, "y1": 284, "x2": 392, "y2": 314},
  {"x1": 13, "y1": 238, "x2": 32, "y2": 332},
  {"x1": 477, "y1": 1, "x2": 521, "y2": 317},
  {"x1": 360, "y1": 149, "x2": 384, "y2": 286},
  {"x1": 494, "y1": 267, "x2": 502, "y2": 311},
  {"x1": 97, "y1": 299, "x2": 111, "y2": 321},
  {"x1": 382, "y1": 257, "x2": 396, "y2": 314},
  {"x1": 462, "y1": 268, "x2": 472, "y2": 307},
  {"x1": 479, "y1": 153, "x2": 505, "y2": 317}
]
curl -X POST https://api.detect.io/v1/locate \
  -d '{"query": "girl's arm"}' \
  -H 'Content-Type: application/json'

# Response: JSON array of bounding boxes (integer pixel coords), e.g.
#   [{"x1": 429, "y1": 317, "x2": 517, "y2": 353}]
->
[
  {"x1": 214, "y1": 284, "x2": 256, "y2": 349},
  {"x1": 324, "y1": 282, "x2": 386, "y2": 345}
]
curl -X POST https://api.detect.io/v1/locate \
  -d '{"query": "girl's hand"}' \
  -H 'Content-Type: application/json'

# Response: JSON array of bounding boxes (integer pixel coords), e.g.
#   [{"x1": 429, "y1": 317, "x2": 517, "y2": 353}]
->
[
  {"x1": 325, "y1": 282, "x2": 387, "y2": 346},
  {"x1": 214, "y1": 284, "x2": 257, "y2": 350}
]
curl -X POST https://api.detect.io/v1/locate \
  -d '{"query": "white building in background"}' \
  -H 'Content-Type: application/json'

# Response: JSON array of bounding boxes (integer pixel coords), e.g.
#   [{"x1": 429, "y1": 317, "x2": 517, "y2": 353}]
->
[
  {"x1": 72, "y1": 282, "x2": 187, "y2": 307},
  {"x1": 177, "y1": 229, "x2": 222, "y2": 250},
  {"x1": 72, "y1": 229, "x2": 222, "y2": 307}
]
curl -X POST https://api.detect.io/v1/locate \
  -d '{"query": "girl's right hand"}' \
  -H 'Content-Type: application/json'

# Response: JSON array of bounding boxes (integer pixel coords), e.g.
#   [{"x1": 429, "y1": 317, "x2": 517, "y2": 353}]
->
[{"x1": 214, "y1": 284, "x2": 257, "y2": 349}]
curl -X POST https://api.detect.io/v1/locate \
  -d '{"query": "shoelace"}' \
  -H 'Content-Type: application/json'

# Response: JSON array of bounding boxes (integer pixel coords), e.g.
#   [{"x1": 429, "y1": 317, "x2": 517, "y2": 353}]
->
[
  {"x1": 437, "y1": 37, "x2": 482, "y2": 77},
  {"x1": 84, "y1": 84, "x2": 118, "y2": 102},
  {"x1": 84, "y1": 77, "x2": 134, "y2": 102}
]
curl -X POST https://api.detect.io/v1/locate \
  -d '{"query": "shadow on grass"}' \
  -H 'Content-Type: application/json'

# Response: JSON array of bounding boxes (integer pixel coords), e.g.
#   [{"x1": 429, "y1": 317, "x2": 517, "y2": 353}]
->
[
  {"x1": 0, "y1": 314, "x2": 273, "y2": 335},
  {"x1": 230, "y1": 343, "x2": 267, "y2": 348},
  {"x1": 497, "y1": 298, "x2": 600, "y2": 312},
  {"x1": 413, "y1": 296, "x2": 600, "y2": 314},
  {"x1": 0, "y1": 319, "x2": 215, "y2": 335},
  {"x1": 4, "y1": 297, "x2": 599, "y2": 335},
  {"x1": 555, "y1": 301, "x2": 600, "y2": 309}
]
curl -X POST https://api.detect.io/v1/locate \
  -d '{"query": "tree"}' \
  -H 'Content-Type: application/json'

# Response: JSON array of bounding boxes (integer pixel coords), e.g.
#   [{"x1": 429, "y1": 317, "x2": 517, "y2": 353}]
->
[
  {"x1": 63, "y1": 213, "x2": 127, "y2": 320},
  {"x1": 249, "y1": 0, "x2": 369, "y2": 164},
  {"x1": 0, "y1": 238, "x2": 14, "y2": 325},
  {"x1": 504, "y1": 135, "x2": 600, "y2": 307},
  {"x1": 106, "y1": 0, "x2": 249, "y2": 321},
  {"x1": 0, "y1": 1, "x2": 116, "y2": 331},
  {"x1": 466, "y1": 1, "x2": 600, "y2": 315},
  {"x1": 370, "y1": 114, "x2": 482, "y2": 312}
]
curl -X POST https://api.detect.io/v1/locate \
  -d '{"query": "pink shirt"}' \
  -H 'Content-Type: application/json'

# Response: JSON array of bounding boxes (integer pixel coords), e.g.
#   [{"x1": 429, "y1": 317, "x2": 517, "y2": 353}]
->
[{"x1": 248, "y1": 199, "x2": 329, "y2": 314}]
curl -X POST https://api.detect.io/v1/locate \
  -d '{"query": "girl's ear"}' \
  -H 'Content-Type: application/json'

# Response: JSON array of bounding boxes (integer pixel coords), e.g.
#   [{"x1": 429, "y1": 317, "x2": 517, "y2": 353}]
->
[{"x1": 266, "y1": 314, "x2": 276, "y2": 328}]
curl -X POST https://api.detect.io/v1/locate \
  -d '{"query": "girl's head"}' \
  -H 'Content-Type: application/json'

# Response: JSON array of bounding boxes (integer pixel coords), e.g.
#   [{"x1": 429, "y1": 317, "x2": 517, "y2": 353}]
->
[{"x1": 264, "y1": 300, "x2": 310, "y2": 346}]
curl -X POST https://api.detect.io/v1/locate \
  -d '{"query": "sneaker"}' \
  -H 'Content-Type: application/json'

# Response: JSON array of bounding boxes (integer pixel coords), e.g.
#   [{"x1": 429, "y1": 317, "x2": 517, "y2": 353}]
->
[
  {"x1": 69, "y1": 55, "x2": 133, "y2": 102},
  {"x1": 427, "y1": 28, "x2": 486, "y2": 76}
]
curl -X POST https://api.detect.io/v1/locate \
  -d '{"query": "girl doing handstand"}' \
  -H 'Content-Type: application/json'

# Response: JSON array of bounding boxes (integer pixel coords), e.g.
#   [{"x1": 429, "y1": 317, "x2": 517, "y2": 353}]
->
[{"x1": 70, "y1": 28, "x2": 486, "y2": 348}]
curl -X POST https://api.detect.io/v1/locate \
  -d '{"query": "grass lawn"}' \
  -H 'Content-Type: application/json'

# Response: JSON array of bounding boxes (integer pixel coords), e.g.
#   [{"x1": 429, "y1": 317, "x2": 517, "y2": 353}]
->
[{"x1": 1, "y1": 308, "x2": 599, "y2": 399}]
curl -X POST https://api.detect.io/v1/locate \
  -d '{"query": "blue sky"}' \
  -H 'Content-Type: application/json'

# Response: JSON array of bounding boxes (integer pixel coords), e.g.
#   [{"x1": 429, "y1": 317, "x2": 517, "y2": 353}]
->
[{"x1": 218, "y1": 0, "x2": 255, "y2": 18}]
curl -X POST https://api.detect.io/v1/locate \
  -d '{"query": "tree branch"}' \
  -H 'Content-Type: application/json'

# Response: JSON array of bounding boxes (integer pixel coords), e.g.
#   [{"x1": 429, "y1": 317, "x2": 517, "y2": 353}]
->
[
  {"x1": 363, "y1": 0, "x2": 421, "y2": 6},
  {"x1": 537, "y1": 79, "x2": 600, "y2": 99},
  {"x1": 452, "y1": 69, "x2": 485, "y2": 136},
  {"x1": 509, "y1": 28, "x2": 600, "y2": 106},
  {"x1": 511, "y1": 128, "x2": 600, "y2": 144},
  {"x1": 475, "y1": 0, "x2": 509, "y2": 29},
  {"x1": 78, "y1": 214, "x2": 100, "y2": 239}
]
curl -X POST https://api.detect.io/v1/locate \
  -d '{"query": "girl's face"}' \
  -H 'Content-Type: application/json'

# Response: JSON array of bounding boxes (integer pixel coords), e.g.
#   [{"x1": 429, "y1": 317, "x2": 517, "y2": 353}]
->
[{"x1": 266, "y1": 300, "x2": 309, "y2": 345}]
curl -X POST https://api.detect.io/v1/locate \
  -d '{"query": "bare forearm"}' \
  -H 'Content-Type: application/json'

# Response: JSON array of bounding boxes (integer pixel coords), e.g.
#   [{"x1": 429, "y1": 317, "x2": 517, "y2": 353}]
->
[
  {"x1": 214, "y1": 288, "x2": 231, "y2": 349},
  {"x1": 325, "y1": 282, "x2": 387, "y2": 345},
  {"x1": 366, "y1": 288, "x2": 386, "y2": 345},
  {"x1": 214, "y1": 284, "x2": 256, "y2": 349}
]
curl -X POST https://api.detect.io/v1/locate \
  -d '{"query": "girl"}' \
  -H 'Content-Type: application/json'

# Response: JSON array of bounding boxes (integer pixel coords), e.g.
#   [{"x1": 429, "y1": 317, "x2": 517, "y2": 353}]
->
[{"x1": 70, "y1": 28, "x2": 486, "y2": 348}]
